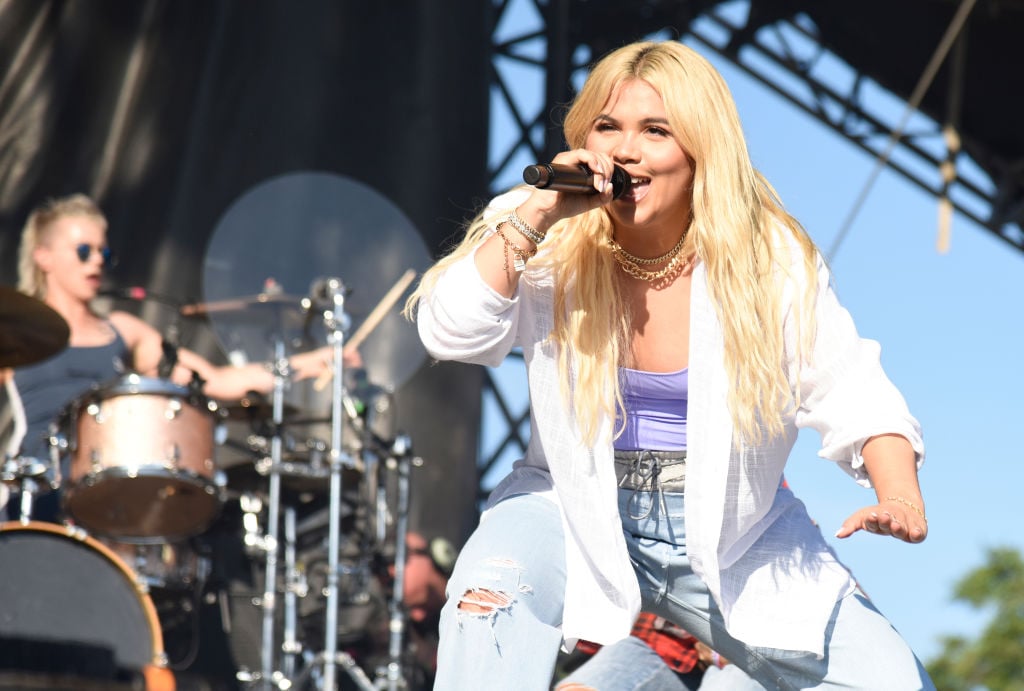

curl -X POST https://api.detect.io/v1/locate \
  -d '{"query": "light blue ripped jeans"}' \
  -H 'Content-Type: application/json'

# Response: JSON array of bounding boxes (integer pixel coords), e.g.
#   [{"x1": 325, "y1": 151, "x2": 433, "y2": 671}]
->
[
  {"x1": 434, "y1": 485, "x2": 935, "y2": 691},
  {"x1": 435, "y1": 493, "x2": 567, "y2": 690}
]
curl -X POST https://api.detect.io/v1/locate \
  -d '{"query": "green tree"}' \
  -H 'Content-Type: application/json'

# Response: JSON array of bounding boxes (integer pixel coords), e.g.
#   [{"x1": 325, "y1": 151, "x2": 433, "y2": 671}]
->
[{"x1": 926, "y1": 547, "x2": 1024, "y2": 691}]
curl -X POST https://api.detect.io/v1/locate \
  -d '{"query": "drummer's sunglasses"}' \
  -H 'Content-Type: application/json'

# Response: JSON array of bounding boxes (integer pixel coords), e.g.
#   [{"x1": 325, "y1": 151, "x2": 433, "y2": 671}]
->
[{"x1": 75, "y1": 243, "x2": 113, "y2": 266}]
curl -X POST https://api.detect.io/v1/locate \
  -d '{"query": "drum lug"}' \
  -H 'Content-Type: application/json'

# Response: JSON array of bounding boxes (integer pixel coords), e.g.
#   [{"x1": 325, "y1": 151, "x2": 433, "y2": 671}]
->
[
  {"x1": 62, "y1": 523, "x2": 90, "y2": 541},
  {"x1": 254, "y1": 455, "x2": 272, "y2": 476},
  {"x1": 86, "y1": 402, "x2": 104, "y2": 422},
  {"x1": 214, "y1": 421, "x2": 228, "y2": 445},
  {"x1": 165, "y1": 398, "x2": 183, "y2": 420},
  {"x1": 47, "y1": 430, "x2": 69, "y2": 453}
]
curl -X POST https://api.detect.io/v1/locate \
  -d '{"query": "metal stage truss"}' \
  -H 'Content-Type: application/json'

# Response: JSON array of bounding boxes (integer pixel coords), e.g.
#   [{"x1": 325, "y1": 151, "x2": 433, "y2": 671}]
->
[{"x1": 477, "y1": 0, "x2": 1024, "y2": 498}]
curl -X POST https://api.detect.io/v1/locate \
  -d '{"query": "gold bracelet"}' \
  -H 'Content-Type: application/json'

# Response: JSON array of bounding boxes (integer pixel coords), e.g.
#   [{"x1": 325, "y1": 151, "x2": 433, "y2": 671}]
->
[
  {"x1": 885, "y1": 496, "x2": 927, "y2": 522},
  {"x1": 495, "y1": 225, "x2": 536, "y2": 273}
]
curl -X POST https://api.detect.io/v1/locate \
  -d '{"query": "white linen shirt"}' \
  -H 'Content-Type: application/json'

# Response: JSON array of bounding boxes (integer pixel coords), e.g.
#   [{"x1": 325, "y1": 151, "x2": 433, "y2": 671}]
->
[{"x1": 416, "y1": 190, "x2": 924, "y2": 656}]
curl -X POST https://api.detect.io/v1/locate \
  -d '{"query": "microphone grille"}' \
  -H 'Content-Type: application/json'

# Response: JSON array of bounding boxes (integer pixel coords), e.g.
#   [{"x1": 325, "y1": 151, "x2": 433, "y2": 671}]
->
[{"x1": 522, "y1": 164, "x2": 550, "y2": 186}]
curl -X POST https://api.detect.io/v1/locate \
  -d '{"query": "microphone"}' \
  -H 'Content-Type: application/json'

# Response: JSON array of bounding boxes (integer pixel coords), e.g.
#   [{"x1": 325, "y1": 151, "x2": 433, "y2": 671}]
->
[
  {"x1": 99, "y1": 286, "x2": 181, "y2": 307},
  {"x1": 101, "y1": 286, "x2": 149, "y2": 300},
  {"x1": 522, "y1": 163, "x2": 632, "y2": 200}
]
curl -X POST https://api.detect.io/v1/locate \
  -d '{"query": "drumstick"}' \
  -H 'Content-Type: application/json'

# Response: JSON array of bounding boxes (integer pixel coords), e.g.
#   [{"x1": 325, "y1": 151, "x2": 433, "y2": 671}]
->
[
  {"x1": 313, "y1": 268, "x2": 417, "y2": 391},
  {"x1": 347, "y1": 268, "x2": 417, "y2": 351}
]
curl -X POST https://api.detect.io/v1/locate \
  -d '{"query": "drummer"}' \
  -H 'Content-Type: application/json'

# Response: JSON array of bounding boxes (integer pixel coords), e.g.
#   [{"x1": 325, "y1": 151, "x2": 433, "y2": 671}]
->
[{"x1": 1, "y1": 193, "x2": 359, "y2": 523}]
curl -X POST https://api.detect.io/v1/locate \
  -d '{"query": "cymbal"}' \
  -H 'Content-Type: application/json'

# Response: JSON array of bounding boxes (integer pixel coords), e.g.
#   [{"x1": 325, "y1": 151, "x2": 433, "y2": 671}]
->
[
  {"x1": 200, "y1": 172, "x2": 431, "y2": 392},
  {"x1": 180, "y1": 292, "x2": 309, "y2": 320},
  {"x1": 0, "y1": 286, "x2": 70, "y2": 368}
]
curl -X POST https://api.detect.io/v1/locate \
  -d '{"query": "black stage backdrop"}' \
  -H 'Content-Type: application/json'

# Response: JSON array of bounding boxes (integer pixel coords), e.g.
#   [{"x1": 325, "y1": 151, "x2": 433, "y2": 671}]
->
[{"x1": 0, "y1": 0, "x2": 490, "y2": 547}]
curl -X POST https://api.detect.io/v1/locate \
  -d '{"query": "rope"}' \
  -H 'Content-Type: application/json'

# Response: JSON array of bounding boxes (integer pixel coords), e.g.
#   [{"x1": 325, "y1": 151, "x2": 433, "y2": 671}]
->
[{"x1": 826, "y1": 0, "x2": 978, "y2": 261}]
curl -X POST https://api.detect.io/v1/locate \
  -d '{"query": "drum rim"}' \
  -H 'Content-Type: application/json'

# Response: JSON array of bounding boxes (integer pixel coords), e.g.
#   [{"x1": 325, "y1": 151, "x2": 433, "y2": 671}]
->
[
  {"x1": 65, "y1": 464, "x2": 224, "y2": 488},
  {"x1": 62, "y1": 470, "x2": 224, "y2": 542},
  {"x1": 66, "y1": 373, "x2": 218, "y2": 415}
]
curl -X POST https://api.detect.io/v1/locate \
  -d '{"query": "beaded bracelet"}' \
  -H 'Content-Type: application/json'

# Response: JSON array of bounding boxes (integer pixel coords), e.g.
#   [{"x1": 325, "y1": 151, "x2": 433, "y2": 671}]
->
[
  {"x1": 507, "y1": 210, "x2": 546, "y2": 246},
  {"x1": 885, "y1": 496, "x2": 927, "y2": 522}
]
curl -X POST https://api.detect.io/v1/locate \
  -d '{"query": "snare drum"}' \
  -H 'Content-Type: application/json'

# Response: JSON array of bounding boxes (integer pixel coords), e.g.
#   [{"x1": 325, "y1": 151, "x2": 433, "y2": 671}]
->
[
  {"x1": 63, "y1": 374, "x2": 223, "y2": 542},
  {"x1": 0, "y1": 521, "x2": 173, "y2": 690}
]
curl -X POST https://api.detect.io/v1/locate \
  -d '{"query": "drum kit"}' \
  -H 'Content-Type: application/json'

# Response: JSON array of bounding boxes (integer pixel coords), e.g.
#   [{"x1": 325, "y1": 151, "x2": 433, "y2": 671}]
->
[{"x1": 0, "y1": 279, "x2": 427, "y2": 691}]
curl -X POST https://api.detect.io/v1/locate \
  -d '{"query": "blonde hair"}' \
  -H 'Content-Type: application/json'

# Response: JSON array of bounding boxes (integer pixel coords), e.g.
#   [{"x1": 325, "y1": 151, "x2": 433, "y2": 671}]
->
[
  {"x1": 18, "y1": 194, "x2": 107, "y2": 299},
  {"x1": 409, "y1": 41, "x2": 820, "y2": 446}
]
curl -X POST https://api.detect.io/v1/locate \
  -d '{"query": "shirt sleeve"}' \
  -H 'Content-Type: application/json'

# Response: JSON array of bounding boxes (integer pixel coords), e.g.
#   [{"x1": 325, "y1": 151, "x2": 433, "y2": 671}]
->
[
  {"x1": 416, "y1": 190, "x2": 531, "y2": 367},
  {"x1": 792, "y1": 255, "x2": 924, "y2": 485}
]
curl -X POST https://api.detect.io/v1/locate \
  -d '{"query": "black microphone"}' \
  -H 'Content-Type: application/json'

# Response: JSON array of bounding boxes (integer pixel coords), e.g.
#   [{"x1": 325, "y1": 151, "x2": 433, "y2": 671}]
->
[
  {"x1": 100, "y1": 286, "x2": 149, "y2": 301},
  {"x1": 99, "y1": 286, "x2": 182, "y2": 307},
  {"x1": 522, "y1": 163, "x2": 632, "y2": 200}
]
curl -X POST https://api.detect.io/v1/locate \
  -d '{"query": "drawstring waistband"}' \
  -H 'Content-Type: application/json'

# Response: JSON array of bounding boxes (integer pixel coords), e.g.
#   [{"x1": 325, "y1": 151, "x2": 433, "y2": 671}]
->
[{"x1": 614, "y1": 449, "x2": 687, "y2": 520}]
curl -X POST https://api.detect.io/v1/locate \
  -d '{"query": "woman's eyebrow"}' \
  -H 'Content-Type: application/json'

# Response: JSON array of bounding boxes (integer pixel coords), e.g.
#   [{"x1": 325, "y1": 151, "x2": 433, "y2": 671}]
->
[{"x1": 594, "y1": 114, "x2": 671, "y2": 127}]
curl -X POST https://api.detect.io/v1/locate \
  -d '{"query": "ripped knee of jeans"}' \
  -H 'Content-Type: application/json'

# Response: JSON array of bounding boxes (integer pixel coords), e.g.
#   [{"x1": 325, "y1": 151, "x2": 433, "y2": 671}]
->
[
  {"x1": 554, "y1": 684, "x2": 597, "y2": 691},
  {"x1": 453, "y1": 558, "x2": 532, "y2": 618},
  {"x1": 456, "y1": 587, "x2": 515, "y2": 614}
]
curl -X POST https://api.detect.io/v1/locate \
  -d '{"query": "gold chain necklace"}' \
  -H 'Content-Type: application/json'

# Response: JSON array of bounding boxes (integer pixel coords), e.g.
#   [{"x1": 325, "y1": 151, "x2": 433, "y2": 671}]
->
[
  {"x1": 612, "y1": 249, "x2": 687, "y2": 283},
  {"x1": 608, "y1": 231, "x2": 686, "y2": 266},
  {"x1": 608, "y1": 230, "x2": 689, "y2": 283}
]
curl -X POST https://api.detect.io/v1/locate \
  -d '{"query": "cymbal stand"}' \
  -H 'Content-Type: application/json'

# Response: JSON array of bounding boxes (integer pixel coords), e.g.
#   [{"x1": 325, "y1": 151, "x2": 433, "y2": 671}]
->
[
  {"x1": 315, "y1": 277, "x2": 357, "y2": 691},
  {"x1": 378, "y1": 436, "x2": 414, "y2": 691},
  {"x1": 282, "y1": 506, "x2": 302, "y2": 680},
  {"x1": 259, "y1": 335, "x2": 289, "y2": 690}
]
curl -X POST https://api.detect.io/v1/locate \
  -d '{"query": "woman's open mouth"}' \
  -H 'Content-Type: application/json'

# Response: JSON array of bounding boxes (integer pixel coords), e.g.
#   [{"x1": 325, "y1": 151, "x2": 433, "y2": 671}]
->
[{"x1": 622, "y1": 175, "x2": 650, "y2": 202}]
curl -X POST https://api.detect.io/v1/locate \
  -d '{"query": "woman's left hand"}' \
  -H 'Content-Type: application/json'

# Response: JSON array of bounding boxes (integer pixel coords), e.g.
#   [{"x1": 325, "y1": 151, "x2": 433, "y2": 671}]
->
[
  {"x1": 842, "y1": 435, "x2": 928, "y2": 544},
  {"x1": 835, "y1": 501, "x2": 928, "y2": 544}
]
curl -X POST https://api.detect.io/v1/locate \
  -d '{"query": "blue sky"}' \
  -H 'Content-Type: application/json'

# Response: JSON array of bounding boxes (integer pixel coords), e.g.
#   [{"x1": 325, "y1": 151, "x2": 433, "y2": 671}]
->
[
  {"x1": 714, "y1": 51, "x2": 1024, "y2": 663},
  {"x1": 481, "y1": 3, "x2": 1024, "y2": 665}
]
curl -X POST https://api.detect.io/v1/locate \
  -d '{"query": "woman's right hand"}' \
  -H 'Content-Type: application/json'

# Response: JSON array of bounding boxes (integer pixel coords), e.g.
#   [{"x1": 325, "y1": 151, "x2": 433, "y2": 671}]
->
[
  {"x1": 515, "y1": 149, "x2": 619, "y2": 234},
  {"x1": 475, "y1": 149, "x2": 618, "y2": 297}
]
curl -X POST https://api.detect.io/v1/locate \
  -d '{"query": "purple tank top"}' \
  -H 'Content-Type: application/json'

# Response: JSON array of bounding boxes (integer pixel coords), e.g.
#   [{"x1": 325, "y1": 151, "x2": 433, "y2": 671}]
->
[{"x1": 614, "y1": 367, "x2": 688, "y2": 451}]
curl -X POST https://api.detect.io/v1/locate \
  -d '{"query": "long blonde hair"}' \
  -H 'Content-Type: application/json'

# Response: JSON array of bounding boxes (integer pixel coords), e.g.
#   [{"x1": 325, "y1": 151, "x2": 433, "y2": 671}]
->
[
  {"x1": 409, "y1": 41, "x2": 820, "y2": 445},
  {"x1": 18, "y1": 194, "x2": 107, "y2": 299}
]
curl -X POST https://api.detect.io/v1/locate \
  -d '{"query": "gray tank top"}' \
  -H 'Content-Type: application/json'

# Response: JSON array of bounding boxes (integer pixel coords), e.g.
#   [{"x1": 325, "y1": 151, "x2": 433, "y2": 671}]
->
[{"x1": 14, "y1": 325, "x2": 130, "y2": 461}]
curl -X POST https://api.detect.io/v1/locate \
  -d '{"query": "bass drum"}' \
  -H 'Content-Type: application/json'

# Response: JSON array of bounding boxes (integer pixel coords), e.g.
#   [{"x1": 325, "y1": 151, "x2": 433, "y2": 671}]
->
[{"x1": 0, "y1": 521, "x2": 173, "y2": 690}]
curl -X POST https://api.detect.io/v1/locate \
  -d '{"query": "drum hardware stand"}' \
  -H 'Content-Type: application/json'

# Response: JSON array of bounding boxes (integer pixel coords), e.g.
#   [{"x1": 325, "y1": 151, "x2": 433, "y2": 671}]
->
[
  {"x1": 1, "y1": 455, "x2": 50, "y2": 523},
  {"x1": 256, "y1": 276, "x2": 370, "y2": 691},
  {"x1": 254, "y1": 452, "x2": 332, "y2": 484},
  {"x1": 257, "y1": 333, "x2": 289, "y2": 690},
  {"x1": 315, "y1": 276, "x2": 360, "y2": 691},
  {"x1": 242, "y1": 276, "x2": 414, "y2": 690},
  {"x1": 376, "y1": 435, "x2": 416, "y2": 691},
  {"x1": 291, "y1": 651, "x2": 377, "y2": 691},
  {"x1": 282, "y1": 505, "x2": 304, "y2": 681},
  {"x1": 240, "y1": 493, "x2": 266, "y2": 557}
]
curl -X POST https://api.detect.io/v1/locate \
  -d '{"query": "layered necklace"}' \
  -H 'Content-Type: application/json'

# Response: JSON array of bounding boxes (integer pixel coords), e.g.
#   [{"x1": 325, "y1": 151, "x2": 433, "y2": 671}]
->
[{"x1": 608, "y1": 230, "x2": 688, "y2": 283}]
